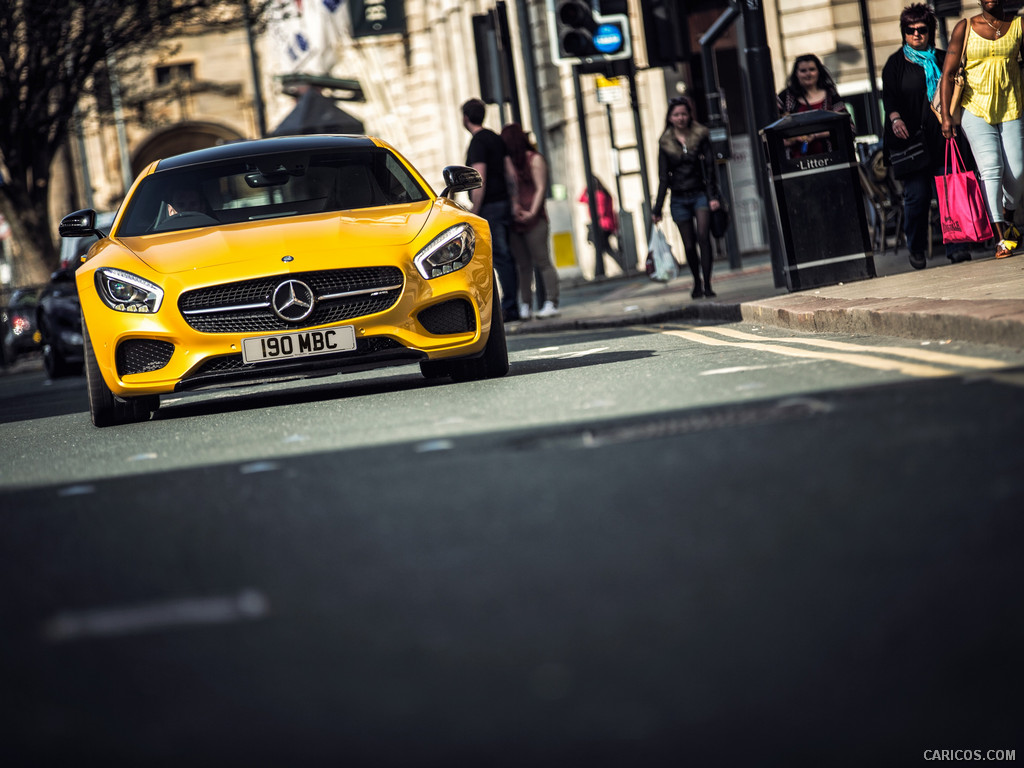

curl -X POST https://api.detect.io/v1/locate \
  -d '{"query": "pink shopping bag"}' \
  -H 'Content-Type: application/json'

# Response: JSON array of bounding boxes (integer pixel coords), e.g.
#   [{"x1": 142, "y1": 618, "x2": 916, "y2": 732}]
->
[{"x1": 935, "y1": 138, "x2": 993, "y2": 244}]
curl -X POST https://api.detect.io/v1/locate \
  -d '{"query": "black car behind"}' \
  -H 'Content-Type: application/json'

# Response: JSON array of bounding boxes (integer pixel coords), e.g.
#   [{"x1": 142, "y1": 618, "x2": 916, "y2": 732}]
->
[{"x1": 0, "y1": 287, "x2": 43, "y2": 368}]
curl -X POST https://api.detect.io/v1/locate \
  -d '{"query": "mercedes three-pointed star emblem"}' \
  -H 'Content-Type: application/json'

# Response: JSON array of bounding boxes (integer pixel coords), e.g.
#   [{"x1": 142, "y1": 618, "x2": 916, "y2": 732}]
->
[{"x1": 271, "y1": 279, "x2": 315, "y2": 322}]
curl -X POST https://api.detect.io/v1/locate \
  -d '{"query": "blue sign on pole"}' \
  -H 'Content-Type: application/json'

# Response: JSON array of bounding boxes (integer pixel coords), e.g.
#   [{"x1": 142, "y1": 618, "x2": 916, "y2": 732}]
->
[{"x1": 593, "y1": 23, "x2": 623, "y2": 54}]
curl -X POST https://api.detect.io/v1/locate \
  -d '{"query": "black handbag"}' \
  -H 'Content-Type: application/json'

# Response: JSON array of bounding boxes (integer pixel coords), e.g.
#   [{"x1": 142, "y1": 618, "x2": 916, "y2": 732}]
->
[
  {"x1": 889, "y1": 137, "x2": 929, "y2": 178},
  {"x1": 710, "y1": 205, "x2": 730, "y2": 239}
]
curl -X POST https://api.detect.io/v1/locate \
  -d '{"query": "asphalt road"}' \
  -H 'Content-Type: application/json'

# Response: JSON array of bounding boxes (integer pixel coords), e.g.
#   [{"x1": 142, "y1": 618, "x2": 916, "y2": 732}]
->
[{"x1": 1, "y1": 324, "x2": 1022, "y2": 765}]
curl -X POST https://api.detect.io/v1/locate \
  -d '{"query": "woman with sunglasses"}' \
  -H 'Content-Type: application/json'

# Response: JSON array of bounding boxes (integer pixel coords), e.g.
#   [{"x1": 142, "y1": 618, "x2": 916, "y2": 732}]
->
[
  {"x1": 882, "y1": 3, "x2": 973, "y2": 269},
  {"x1": 939, "y1": 0, "x2": 1024, "y2": 259}
]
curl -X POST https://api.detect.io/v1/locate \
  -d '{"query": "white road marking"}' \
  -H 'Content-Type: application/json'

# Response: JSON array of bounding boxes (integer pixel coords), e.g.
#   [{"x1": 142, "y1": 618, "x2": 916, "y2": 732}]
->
[
  {"x1": 527, "y1": 346, "x2": 610, "y2": 360},
  {"x1": 239, "y1": 461, "x2": 280, "y2": 474},
  {"x1": 42, "y1": 589, "x2": 270, "y2": 643},
  {"x1": 57, "y1": 484, "x2": 96, "y2": 497},
  {"x1": 658, "y1": 328, "x2": 977, "y2": 378},
  {"x1": 700, "y1": 361, "x2": 814, "y2": 376},
  {"x1": 414, "y1": 439, "x2": 455, "y2": 452},
  {"x1": 696, "y1": 326, "x2": 1008, "y2": 370}
]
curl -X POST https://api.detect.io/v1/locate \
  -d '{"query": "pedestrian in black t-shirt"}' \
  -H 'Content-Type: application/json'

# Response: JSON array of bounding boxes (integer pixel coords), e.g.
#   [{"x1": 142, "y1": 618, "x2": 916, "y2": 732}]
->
[{"x1": 462, "y1": 98, "x2": 518, "y2": 322}]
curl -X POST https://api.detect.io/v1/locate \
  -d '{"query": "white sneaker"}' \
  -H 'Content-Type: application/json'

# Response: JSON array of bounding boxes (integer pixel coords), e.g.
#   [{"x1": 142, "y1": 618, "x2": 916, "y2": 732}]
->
[
  {"x1": 519, "y1": 302, "x2": 531, "y2": 320},
  {"x1": 536, "y1": 301, "x2": 560, "y2": 318}
]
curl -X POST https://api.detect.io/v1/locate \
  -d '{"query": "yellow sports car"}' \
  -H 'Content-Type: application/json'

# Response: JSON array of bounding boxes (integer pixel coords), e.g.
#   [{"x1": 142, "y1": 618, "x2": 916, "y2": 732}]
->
[{"x1": 59, "y1": 135, "x2": 508, "y2": 427}]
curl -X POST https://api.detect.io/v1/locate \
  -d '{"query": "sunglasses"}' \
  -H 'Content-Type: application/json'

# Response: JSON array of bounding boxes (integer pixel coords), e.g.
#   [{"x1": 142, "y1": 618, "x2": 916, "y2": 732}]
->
[{"x1": 903, "y1": 25, "x2": 928, "y2": 35}]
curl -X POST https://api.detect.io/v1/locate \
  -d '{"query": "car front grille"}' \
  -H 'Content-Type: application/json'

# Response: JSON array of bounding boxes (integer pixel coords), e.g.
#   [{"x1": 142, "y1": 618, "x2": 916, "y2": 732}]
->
[
  {"x1": 417, "y1": 299, "x2": 476, "y2": 335},
  {"x1": 178, "y1": 267, "x2": 404, "y2": 333},
  {"x1": 116, "y1": 339, "x2": 175, "y2": 376}
]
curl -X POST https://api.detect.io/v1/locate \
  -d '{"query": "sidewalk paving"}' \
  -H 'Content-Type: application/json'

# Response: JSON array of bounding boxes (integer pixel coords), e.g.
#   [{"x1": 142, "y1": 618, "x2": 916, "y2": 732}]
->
[{"x1": 508, "y1": 245, "x2": 1024, "y2": 349}]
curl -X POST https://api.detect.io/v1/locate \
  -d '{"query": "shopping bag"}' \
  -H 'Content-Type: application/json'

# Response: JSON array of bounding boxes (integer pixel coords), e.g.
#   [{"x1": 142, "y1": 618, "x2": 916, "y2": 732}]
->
[
  {"x1": 645, "y1": 225, "x2": 678, "y2": 282},
  {"x1": 935, "y1": 138, "x2": 993, "y2": 244}
]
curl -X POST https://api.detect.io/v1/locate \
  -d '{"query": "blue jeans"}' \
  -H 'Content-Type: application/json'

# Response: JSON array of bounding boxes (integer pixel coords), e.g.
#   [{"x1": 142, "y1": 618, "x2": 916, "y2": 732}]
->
[
  {"x1": 479, "y1": 199, "x2": 517, "y2": 315},
  {"x1": 669, "y1": 191, "x2": 709, "y2": 222},
  {"x1": 903, "y1": 171, "x2": 969, "y2": 258},
  {"x1": 960, "y1": 110, "x2": 1024, "y2": 224}
]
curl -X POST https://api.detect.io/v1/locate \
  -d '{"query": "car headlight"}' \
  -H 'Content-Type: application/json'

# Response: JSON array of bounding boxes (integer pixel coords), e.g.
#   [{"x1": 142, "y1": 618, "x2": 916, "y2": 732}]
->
[
  {"x1": 414, "y1": 224, "x2": 476, "y2": 279},
  {"x1": 95, "y1": 268, "x2": 164, "y2": 313}
]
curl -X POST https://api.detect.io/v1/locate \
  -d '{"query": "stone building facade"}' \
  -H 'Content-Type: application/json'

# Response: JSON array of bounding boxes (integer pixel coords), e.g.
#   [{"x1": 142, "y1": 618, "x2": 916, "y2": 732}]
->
[{"x1": 56, "y1": 0, "x2": 917, "y2": 278}]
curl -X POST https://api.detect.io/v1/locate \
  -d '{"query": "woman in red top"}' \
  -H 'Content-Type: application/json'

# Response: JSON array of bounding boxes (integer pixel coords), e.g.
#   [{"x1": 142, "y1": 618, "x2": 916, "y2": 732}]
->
[
  {"x1": 777, "y1": 54, "x2": 851, "y2": 157},
  {"x1": 578, "y1": 176, "x2": 621, "y2": 269}
]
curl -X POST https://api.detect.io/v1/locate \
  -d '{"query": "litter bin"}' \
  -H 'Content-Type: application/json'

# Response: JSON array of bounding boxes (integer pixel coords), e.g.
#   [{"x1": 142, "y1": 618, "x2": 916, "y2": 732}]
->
[{"x1": 760, "y1": 110, "x2": 875, "y2": 291}]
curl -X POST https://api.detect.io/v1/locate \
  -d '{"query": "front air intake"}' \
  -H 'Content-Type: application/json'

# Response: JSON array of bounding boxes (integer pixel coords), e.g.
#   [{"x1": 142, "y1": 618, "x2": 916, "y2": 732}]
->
[
  {"x1": 116, "y1": 339, "x2": 175, "y2": 376},
  {"x1": 417, "y1": 299, "x2": 476, "y2": 335}
]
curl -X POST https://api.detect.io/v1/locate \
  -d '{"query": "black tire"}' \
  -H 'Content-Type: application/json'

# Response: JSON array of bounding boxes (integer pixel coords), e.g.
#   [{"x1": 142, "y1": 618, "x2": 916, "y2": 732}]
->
[
  {"x1": 478, "y1": 287, "x2": 509, "y2": 379},
  {"x1": 420, "y1": 284, "x2": 509, "y2": 382},
  {"x1": 419, "y1": 360, "x2": 450, "y2": 379},
  {"x1": 83, "y1": 319, "x2": 156, "y2": 427}
]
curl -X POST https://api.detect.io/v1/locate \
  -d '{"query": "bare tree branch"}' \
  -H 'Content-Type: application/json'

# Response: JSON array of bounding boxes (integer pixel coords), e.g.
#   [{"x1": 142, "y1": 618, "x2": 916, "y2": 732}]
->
[{"x1": 0, "y1": 0, "x2": 272, "y2": 281}]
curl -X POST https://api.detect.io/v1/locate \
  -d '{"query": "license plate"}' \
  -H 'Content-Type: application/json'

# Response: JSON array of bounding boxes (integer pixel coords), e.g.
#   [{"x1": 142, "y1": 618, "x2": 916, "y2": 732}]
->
[{"x1": 241, "y1": 326, "x2": 357, "y2": 364}]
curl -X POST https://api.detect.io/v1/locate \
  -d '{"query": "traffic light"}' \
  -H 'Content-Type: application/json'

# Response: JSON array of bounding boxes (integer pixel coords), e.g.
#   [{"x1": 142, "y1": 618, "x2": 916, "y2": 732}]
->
[{"x1": 548, "y1": 0, "x2": 631, "y2": 65}]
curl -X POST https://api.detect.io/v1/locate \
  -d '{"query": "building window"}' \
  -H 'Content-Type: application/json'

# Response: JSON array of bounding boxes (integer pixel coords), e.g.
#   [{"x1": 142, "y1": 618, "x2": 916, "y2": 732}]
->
[{"x1": 155, "y1": 63, "x2": 195, "y2": 86}]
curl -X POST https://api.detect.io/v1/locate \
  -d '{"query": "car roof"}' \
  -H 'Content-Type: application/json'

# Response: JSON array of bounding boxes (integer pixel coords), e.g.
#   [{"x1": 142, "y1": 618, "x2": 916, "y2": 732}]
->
[{"x1": 156, "y1": 135, "x2": 380, "y2": 171}]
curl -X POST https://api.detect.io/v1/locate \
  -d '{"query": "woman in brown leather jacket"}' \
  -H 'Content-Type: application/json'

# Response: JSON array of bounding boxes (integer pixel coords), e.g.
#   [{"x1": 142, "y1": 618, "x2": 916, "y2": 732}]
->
[{"x1": 652, "y1": 95, "x2": 722, "y2": 299}]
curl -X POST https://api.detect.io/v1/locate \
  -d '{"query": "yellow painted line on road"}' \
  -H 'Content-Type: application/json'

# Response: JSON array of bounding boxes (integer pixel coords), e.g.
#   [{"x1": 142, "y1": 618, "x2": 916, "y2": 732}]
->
[
  {"x1": 694, "y1": 326, "x2": 1007, "y2": 370},
  {"x1": 659, "y1": 329, "x2": 953, "y2": 378}
]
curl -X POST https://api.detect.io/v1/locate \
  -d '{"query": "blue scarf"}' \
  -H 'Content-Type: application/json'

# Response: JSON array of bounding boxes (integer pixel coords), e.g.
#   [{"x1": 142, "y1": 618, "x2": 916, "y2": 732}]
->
[{"x1": 903, "y1": 44, "x2": 942, "y2": 101}]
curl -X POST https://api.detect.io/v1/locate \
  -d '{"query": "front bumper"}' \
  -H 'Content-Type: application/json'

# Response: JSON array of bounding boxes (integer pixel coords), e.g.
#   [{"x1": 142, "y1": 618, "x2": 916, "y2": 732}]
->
[{"x1": 80, "y1": 261, "x2": 494, "y2": 398}]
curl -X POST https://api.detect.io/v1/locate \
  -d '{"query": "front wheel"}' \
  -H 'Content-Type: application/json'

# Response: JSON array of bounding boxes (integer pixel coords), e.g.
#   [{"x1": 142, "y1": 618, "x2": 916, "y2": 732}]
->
[{"x1": 83, "y1": 319, "x2": 157, "y2": 427}]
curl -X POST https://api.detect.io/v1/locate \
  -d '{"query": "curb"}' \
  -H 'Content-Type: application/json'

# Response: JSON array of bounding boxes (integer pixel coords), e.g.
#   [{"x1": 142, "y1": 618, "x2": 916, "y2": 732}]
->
[
  {"x1": 738, "y1": 297, "x2": 1024, "y2": 347},
  {"x1": 508, "y1": 296, "x2": 1024, "y2": 348}
]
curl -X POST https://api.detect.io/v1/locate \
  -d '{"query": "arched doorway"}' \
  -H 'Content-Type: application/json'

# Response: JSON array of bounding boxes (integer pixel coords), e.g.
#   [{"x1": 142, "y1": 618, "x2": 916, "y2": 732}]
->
[{"x1": 131, "y1": 122, "x2": 246, "y2": 176}]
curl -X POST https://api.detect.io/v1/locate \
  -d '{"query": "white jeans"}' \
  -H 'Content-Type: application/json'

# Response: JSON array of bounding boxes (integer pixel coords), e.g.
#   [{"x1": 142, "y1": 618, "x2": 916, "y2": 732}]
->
[{"x1": 960, "y1": 110, "x2": 1024, "y2": 224}]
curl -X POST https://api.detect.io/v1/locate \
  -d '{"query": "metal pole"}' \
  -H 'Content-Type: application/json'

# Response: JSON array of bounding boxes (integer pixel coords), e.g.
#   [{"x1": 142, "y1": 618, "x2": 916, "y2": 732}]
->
[
  {"x1": 511, "y1": 0, "x2": 547, "y2": 160},
  {"x1": 495, "y1": 3, "x2": 521, "y2": 126},
  {"x1": 738, "y1": 0, "x2": 785, "y2": 286},
  {"x1": 625, "y1": 62, "x2": 653, "y2": 235},
  {"x1": 857, "y1": 0, "x2": 882, "y2": 137},
  {"x1": 244, "y1": 0, "x2": 268, "y2": 138},
  {"x1": 699, "y1": 7, "x2": 742, "y2": 269},
  {"x1": 105, "y1": 50, "x2": 134, "y2": 195},
  {"x1": 74, "y1": 105, "x2": 94, "y2": 211},
  {"x1": 574, "y1": 65, "x2": 606, "y2": 278},
  {"x1": 486, "y1": 17, "x2": 508, "y2": 125},
  {"x1": 604, "y1": 103, "x2": 632, "y2": 274}
]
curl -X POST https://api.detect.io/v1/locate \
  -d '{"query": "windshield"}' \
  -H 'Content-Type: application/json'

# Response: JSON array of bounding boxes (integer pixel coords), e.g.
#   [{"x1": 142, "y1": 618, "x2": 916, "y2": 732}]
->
[{"x1": 117, "y1": 148, "x2": 430, "y2": 237}]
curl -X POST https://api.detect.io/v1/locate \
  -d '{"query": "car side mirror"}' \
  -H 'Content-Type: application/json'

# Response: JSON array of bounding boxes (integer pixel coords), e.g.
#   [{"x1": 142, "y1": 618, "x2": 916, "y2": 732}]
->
[
  {"x1": 59, "y1": 209, "x2": 107, "y2": 239},
  {"x1": 440, "y1": 166, "x2": 482, "y2": 199}
]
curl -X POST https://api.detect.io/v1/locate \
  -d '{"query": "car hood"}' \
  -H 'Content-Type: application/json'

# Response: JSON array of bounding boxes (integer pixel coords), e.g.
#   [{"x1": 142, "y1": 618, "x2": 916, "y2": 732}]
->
[{"x1": 121, "y1": 204, "x2": 433, "y2": 275}]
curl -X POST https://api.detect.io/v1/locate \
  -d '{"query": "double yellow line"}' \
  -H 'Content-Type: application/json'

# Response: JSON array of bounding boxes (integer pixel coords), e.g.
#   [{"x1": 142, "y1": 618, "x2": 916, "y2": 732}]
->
[{"x1": 656, "y1": 325, "x2": 1010, "y2": 379}]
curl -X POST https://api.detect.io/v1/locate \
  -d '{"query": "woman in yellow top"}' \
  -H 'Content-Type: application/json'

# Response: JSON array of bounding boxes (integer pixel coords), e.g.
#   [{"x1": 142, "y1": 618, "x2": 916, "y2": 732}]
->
[{"x1": 939, "y1": 0, "x2": 1023, "y2": 258}]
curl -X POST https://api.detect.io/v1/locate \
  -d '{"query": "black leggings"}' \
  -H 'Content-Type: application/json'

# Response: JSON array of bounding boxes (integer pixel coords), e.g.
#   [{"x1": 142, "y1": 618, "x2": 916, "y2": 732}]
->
[{"x1": 674, "y1": 208, "x2": 713, "y2": 289}]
